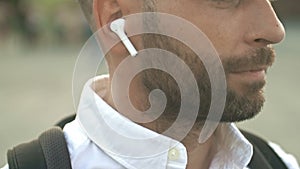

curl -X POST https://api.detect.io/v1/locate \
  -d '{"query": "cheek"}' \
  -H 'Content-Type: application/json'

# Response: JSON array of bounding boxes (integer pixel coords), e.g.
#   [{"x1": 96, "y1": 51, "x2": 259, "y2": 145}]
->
[
  {"x1": 200, "y1": 23, "x2": 245, "y2": 61},
  {"x1": 155, "y1": 0, "x2": 244, "y2": 58},
  {"x1": 179, "y1": 10, "x2": 244, "y2": 58}
]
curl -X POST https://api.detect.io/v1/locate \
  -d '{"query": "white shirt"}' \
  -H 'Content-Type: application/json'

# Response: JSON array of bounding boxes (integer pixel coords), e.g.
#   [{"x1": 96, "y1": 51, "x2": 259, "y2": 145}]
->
[
  {"x1": 2, "y1": 76, "x2": 299, "y2": 169},
  {"x1": 65, "y1": 76, "x2": 253, "y2": 169}
]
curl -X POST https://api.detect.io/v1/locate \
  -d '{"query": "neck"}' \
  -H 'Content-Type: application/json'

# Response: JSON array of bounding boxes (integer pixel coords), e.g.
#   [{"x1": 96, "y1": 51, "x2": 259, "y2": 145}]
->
[
  {"x1": 184, "y1": 126, "x2": 217, "y2": 169},
  {"x1": 100, "y1": 76, "x2": 217, "y2": 169}
]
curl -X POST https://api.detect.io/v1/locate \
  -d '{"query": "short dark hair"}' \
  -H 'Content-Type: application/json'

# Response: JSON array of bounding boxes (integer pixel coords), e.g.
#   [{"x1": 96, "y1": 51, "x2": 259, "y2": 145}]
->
[
  {"x1": 77, "y1": 0, "x2": 156, "y2": 31},
  {"x1": 78, "y1": 0, "x2": 95, "y2": 31}
]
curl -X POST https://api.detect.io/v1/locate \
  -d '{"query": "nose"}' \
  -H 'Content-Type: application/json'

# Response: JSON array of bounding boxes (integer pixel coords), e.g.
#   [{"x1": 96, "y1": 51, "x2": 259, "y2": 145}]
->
[{"x1": 244, "y1": 0, "x2": 285, "y2": 47}]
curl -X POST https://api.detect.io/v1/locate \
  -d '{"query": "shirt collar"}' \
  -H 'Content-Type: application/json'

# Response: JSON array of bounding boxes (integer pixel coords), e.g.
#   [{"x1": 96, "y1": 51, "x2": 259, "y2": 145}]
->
[
  {"x1": 76, "y1": 76, "x2": 253, "y2": 169},
  {"x1": 210, "y1": 123, "x2": 253, "y2": 169}
]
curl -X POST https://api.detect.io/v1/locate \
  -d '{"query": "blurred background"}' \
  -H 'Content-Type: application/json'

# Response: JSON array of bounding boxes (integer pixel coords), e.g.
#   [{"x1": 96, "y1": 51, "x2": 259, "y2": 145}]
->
[{"x1": 0, "y1": 0, "x2": 299, "y2": 166}]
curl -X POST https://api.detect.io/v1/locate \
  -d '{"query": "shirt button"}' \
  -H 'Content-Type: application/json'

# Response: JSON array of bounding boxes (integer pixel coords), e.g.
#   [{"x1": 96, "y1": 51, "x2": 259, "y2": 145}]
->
[{"x1": 168, "y1": 148, "x2": 180, "y2": 160}]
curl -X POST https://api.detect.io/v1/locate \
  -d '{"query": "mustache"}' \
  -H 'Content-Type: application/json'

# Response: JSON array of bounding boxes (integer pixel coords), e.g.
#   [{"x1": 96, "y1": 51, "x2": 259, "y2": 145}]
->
[{"x1": 222, "y1": 47, "x2": 275, "y2": 73}]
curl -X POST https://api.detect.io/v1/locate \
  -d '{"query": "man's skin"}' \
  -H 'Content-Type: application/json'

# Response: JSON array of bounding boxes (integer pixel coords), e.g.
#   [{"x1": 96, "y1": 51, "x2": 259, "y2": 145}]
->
[{"x1": 90, "y1": 0, "x2": 285, "y2": 169}]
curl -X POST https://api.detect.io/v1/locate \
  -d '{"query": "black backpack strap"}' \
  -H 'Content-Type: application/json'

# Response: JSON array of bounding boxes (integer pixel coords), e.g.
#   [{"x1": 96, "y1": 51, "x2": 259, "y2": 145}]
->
[
  {"x1": 55, "y1": 114, "x2": 76, "y2": 129},
  {"x1": 242, "y1": 130, "x2": 288, "y2": 169},
  {"x1": 7, "y1": 140, "x2": 47, "y2": 169},
  {"x1": 7, "y1": 127, "x2": 72, "y2": 169},
  {"x1": 38, "y1": 127, "x2": 72, "y2": 169}
]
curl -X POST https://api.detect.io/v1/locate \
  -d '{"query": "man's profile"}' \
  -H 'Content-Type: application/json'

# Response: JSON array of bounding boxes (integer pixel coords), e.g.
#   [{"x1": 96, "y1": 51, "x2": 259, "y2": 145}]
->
[{"x1": 2, "y1": 0, "x2": 299, "y2": 169}]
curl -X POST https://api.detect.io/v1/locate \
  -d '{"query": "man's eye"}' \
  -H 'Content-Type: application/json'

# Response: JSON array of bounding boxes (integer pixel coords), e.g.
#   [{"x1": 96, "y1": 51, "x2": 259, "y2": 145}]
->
[{"x1": 210, "y1": 0, "x2": 240, "y2": 9}]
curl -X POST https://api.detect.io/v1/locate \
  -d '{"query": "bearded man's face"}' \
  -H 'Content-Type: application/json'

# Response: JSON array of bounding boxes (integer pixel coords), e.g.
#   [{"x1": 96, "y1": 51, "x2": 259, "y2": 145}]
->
[{"x1": 140, "y1": 0, "x2": 282, "y2": 122}]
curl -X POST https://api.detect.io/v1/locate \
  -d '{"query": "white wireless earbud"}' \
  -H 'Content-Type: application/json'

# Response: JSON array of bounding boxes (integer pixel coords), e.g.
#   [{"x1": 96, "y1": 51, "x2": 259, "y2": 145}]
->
[{"x1": 110, "y1": 18, "x2": 138, "y2": 57}]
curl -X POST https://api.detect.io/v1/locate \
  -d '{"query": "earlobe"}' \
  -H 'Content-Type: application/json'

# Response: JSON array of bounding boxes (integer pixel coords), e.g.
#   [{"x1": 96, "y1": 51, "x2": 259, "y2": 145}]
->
[{"x1": 93, "y1": 0, "x2": 122, "y2": 30}]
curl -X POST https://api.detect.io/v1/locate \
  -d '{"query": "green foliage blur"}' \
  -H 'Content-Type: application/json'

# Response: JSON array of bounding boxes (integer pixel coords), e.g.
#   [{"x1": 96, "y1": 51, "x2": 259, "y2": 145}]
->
[
  {"x1": 0, "y1": 0, "x2": 91, "y2": 47},
  {"x1": 0, "y1": 0, "x2": 299, "y2": 47}
]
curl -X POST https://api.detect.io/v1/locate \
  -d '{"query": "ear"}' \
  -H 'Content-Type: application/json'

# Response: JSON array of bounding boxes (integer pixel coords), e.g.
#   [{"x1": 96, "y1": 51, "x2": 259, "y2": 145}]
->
[
  {"x1": 93, "y1": 0, "x2": 122, "y2": 29},
  {"x1": 93, "y1": 0, "x2": 125, "y2": 61},
  {"x1": 92, "y1": 0, "x2": 143, "y2": 72}
]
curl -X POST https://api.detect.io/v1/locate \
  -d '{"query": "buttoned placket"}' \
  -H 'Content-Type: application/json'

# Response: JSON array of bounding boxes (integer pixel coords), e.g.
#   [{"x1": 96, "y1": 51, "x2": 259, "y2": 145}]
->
[{"x1": 165, "y1": 143, "x2": 188, "y2": 169}]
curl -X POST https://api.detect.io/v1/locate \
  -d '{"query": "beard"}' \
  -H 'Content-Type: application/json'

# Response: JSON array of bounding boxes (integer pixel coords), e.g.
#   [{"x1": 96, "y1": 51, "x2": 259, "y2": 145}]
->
[{"x1": 141, "y1": 34, "x2": 275, "y2": 123}]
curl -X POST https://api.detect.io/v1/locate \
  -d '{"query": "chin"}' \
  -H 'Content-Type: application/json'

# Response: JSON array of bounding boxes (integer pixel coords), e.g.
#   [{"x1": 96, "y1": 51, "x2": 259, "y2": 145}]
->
[{"x1": 219, "y1": 85, "x2": 266, "y2": 122}]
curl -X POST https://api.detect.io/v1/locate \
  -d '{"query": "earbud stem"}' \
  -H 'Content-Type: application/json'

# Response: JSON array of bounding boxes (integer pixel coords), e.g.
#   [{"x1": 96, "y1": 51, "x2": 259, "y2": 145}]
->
[
  {"x1": 110, "y1": 18, "x2": 138, "y2": 57},
  {"x1": 122, "y1": 38, "x2": 138, "y2": 57}
]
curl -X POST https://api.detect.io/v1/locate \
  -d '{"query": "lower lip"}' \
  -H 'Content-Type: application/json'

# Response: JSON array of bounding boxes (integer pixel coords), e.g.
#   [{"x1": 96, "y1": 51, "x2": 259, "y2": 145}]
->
[{"x1": 229, "y1": 70, "x2": 266, "y2": 81}]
